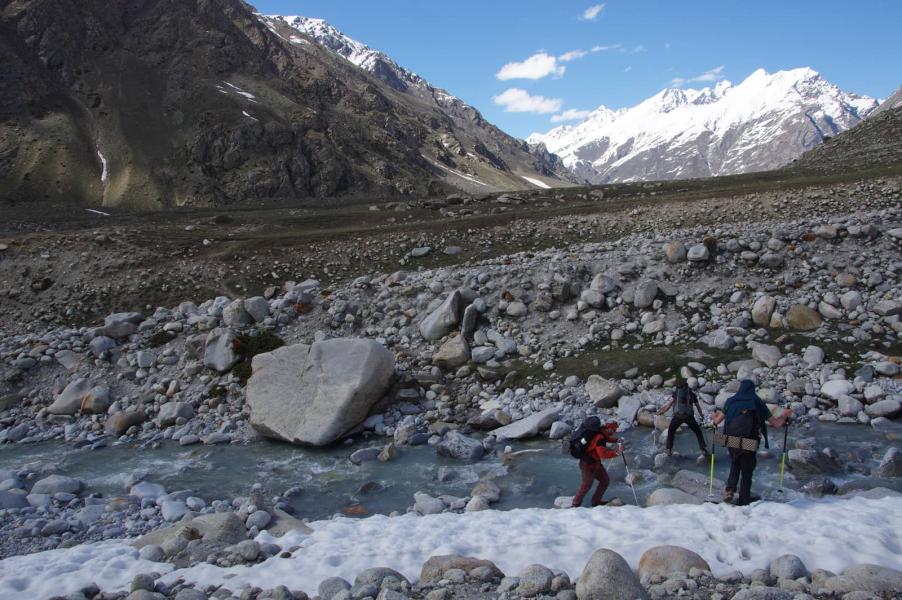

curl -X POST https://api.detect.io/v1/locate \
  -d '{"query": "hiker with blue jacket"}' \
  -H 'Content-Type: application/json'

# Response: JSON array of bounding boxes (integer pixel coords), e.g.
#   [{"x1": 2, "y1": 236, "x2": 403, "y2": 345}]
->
[
  {"x1": 712, "y1": 379, "x2": 792, "y2": 505},
  {"x1": 657, "y1": 378, "x2": 708, "y2": 457}
]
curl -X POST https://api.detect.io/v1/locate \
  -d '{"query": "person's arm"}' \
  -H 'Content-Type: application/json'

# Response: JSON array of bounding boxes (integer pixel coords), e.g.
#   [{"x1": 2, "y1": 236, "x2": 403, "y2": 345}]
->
[
  {"x1": 711, "y1": 409, "x2": 725, "y2": 426},
  {"x1": 692, "y1": 392, "x2": 704, "y2": 420},
  {"x1": 656, "y1": 399, "x2": 674, "y2": 416},
  {"x1": 767, "y1": 407, "x2": 793, "y2": 428}
]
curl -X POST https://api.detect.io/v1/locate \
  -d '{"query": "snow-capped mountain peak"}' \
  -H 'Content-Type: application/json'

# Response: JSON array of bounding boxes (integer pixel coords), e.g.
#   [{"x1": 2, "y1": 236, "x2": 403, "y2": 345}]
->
[{"x1": 529, "y1": 67, "x2": 878, "y2": 183}]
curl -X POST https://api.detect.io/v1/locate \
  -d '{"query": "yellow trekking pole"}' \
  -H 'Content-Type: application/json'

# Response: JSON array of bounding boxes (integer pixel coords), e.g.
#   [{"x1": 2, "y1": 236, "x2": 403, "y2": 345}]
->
[
  {"x1": 778, "y1": 419, "x2": 791, "y2": 493},
  {"x1": 707, "y1": 424, "x2": 716, "y2": 500}
]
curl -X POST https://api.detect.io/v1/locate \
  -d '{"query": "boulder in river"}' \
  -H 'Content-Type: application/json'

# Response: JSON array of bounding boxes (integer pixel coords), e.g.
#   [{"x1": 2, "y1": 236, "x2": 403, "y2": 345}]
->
[
  {"x1": 436, "y1": 431, "x2": 485, "y2": 462},
  {"x1": 247, "y1": 339, "x2": 395, "y2": 446}
]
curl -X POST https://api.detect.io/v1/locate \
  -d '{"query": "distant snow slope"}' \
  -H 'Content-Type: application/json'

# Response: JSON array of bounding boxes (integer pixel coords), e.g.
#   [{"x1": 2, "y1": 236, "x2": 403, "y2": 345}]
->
[
  {"x1": 529, "y1": 68, "x2": 878, "y2": 183},
  {"x1": 2, "y1": 497, "x2": 900, "y2": 599}
]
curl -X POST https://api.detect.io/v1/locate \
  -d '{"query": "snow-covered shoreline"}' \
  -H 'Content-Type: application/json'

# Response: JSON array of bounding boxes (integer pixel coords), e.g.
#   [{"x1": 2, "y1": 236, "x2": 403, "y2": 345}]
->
[{"x1": 2, "y1": 496, "x2": 900, "y2": 600}]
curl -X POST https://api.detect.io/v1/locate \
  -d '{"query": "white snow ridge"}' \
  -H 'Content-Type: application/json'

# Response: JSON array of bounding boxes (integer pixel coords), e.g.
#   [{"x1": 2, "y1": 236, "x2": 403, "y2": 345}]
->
[
  {"x1": 529, "y1": 67, "x2": 878, "y2": 183},
  {"x1": 1, "y1": 497, "x2": 900, "y2": 600}
]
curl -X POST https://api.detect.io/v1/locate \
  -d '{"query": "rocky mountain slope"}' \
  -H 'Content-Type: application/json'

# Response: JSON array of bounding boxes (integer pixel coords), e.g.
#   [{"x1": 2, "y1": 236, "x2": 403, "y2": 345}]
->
[
  {"x1": 529, "y1": 68, "x2": 878, "y2": 184},
  {"x1": 0, "y1": 0, "x2": 567, "y2": 209},
  {"x1": 872, "y1": 84, "x2": 902, "y2": 116},
  {"x1": 788, "y1": 100, "x2": 902, "y2": 175}
]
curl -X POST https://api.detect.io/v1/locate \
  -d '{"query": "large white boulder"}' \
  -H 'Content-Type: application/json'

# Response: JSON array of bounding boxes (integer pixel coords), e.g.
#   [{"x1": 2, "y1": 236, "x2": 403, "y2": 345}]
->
[
  {"x1": 490, "y1": 406, "x2": 560, "y2": 440},
  {"x1": 247, "y1": 339, "x2": 395, "y2": 446}
]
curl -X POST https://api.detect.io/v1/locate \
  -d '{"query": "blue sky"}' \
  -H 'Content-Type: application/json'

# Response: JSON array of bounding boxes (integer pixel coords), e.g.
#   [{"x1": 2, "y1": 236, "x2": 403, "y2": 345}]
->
[{"x1": 256, "y1": 1, "x2": 902, "y2": 139}]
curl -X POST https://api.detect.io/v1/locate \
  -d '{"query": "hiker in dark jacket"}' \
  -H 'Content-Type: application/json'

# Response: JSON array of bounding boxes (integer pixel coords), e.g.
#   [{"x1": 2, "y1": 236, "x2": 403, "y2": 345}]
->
[
  {"x1": 571, "y1": 418, "x2": 622, "y2": 507},
  {"x1": 657, "y1": 378, "x2": 708, "y2": 457},
  {"x1": 713, "y1": 379, "x2": 792, "y2": 505}
]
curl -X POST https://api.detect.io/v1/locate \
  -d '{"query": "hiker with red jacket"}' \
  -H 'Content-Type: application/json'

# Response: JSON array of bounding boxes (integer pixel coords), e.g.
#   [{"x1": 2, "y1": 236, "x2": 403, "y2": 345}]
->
[{"x1": 569, "y1": 417, "x2": 623, "y2": 507}]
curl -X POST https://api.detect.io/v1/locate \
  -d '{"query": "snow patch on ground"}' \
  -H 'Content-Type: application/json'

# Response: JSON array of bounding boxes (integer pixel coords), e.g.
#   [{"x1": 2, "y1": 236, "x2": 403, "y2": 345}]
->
[
  {"x1": 96, "y1": 150, "x2": 108, "y2": 183},
  {"x1": 217, "y1": 82, "x2": 257, "y2": 103},
  {"x1": 425, "y1": 158, "x2": 489, "y2": 187},
  {"x1": 521, "y1": 175, "x2": 552, "y2": 189},
  {"x1": 2, "y1": 497, "x2": 899, "y2": 600},
  {"x1": 242, "y1": 111, "x2": 258, "y2": 122}
]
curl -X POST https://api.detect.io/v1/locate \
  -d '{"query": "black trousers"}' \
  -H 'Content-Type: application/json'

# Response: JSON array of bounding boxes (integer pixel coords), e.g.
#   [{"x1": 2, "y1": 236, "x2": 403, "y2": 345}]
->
[
  {"x1": 726, "y1": 449, "x2": 757, "y2": 504},
  {"x1": 666, "y1": 414, "x2": 707, "y2": 451}
]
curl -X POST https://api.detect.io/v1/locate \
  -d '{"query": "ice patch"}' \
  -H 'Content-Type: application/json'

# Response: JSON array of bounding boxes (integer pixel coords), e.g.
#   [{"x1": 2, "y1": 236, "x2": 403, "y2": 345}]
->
[
  {"x1": 2, "y1": 497, "x2": 899, "y2": 600},
  {"x1": 96, "y1": 150, "x2": 108, "y2": 182},
  {"x1": 521, "y1": 175, "x2": 552, "y2": 189},
  {"x1": 242, "y1": 111, "x2": 258, "y2": 122}
]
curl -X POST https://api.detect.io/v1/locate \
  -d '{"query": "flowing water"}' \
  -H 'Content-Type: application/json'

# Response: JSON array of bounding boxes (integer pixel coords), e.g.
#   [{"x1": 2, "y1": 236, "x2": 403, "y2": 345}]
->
[{"x1": 0, "y1": 423, "x2": 899, "y2": 521}]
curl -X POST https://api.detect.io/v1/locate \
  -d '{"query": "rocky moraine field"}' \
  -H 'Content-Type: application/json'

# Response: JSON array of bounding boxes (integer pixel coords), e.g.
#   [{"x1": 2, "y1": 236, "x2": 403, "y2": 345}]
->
[{"x1": 1, "y1": 174, "x2": 902, "y2": 600}]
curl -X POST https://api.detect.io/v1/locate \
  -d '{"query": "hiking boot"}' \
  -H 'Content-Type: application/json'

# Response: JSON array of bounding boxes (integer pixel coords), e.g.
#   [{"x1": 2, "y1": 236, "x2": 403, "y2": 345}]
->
[
  {"x1": 735, "y1": 495, "x2": 761, "y2": 506},
  {"x1": 722, "y1": 491, "x2": 734, "y2": 504}
]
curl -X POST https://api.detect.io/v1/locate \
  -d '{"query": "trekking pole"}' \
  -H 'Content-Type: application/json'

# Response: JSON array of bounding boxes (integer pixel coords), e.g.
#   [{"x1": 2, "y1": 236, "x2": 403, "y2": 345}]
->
[
  {"x1": 708, "y1": 424, "x2": 716, "y2": 498},
  {"x1": 778, "y1": 418, "x2": 790, "y2": 494},
  {"x1": 620, "y1": 450, "x2": 640, "y2": 505}
]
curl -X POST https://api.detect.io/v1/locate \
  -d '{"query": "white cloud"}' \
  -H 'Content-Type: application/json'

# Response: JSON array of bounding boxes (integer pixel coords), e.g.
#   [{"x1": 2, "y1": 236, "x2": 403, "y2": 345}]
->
[
  {"x1": 493, "y1": 88, "x2": 564, "y2": 114},
  {"x1": 496, "y1": 52, "x2": 565, "y2": 81},
  {"x1": 624, "y1": 66, "x2": 632, "y2": 73},
  {"x1": 580, "y1": 4, "x2": 605, "y2": 21},
  {"x1": 632, "y1": 44, "x2": 648, "y2": 54},
  {"x1": 591, "y1": 44, "x2": 623, "y2": 53},
  {"x1": 551, "y1": 109, "x2": 592, "y2": 123},
  {"x1": 671, "y1": 65, "x2": 725, "y2": 87},
  {"x1": 559, "y1": 49, "x2": 588, "y2": 62}
]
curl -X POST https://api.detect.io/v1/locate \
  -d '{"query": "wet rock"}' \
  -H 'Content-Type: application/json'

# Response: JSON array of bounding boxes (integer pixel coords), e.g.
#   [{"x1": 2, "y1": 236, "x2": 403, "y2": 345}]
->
[
  {"x1": 436, "y1": 431, "x2": 484, "y2": 462},
  {"x1": 873, "y1": 447, "x2": 902, "y2": 478},
  {"x1": 864, "y1": 399, "x2": 901, "y2": 418},
  {"x1": 247, "y1": 339, "x2": 395, "y2": 446},
  {"x1": 32, "y1": 474, "x2": 83, "y2": 495},
  {"x1": 787, "y1": 449, "x2": 840, "y2": 475},
  {"x1": 414, "y1": 493, "x2": 445, "y2": 515}
]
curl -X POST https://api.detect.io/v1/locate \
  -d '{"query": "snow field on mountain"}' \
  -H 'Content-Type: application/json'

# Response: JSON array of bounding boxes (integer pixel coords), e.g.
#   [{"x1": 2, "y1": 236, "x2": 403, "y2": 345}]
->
[{"x1": 2, "y1": 496, "x2": 900, "y2": 600}]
